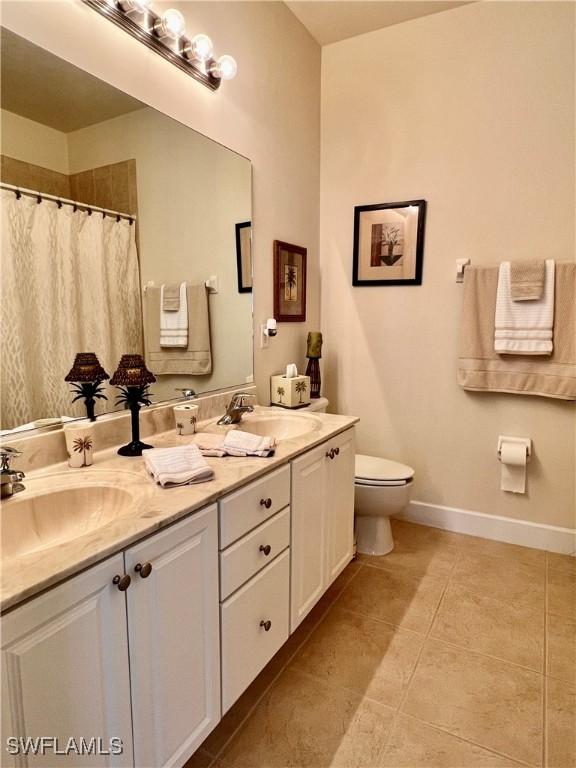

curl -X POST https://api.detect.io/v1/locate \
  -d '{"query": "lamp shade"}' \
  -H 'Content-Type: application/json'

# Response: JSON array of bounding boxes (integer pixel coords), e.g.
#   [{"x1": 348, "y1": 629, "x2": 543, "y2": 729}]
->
[
  {"x1": 306, "y1": 332, "x2": 323, "y2": 359},
  {"x1": 110, "y1": 354, "x2": 156, "y2": 387},
  {"x1": 65, "y1": 353, "x2": 109, "y2": 382}
]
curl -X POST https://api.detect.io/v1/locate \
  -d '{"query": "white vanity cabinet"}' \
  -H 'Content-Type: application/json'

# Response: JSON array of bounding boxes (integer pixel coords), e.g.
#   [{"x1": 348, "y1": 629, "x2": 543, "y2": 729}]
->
[
  {"x1": 124, "y1": 507, "x2": 220, "y2": 768},
  {"x1": 290, "y1": 427, "x2": 355, "y2": 631},
  {"x1": 1, "y1": 554, "x2": 134, "y2": 768}
]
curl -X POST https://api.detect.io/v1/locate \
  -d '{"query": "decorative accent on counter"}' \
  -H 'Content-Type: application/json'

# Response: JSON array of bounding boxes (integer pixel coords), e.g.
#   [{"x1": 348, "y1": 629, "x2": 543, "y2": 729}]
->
[
  {"x1": 64, "y1": 353, "x2": 109, "y2": 421},
  {"x1": 273, "y1": 241, "x2": 307, "y2": 322},
  {"x1": 305, "y1": 331, "x2": 323, "y2": 398},
  {"x1": 352, "y1": 199, "x2": 426, "y2": 286},
  {"x1": 173, "y1": 404, "x2": 199, "y2": 435},
  {"x1": 63, "y1": 421, "x2": 95, "y2": 468},
  {"x1": 271, "y1": 373, "x2": 311, "y2": 409},
  {"x1": 111, "y1": 355, "x2": 156, "y2": 457}
]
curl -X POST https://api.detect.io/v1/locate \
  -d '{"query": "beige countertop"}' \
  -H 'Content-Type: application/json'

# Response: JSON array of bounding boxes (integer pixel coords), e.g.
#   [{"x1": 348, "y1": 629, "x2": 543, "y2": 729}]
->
[{"x1": 1, "y1": 410, "x2": 358, "y2": 613}]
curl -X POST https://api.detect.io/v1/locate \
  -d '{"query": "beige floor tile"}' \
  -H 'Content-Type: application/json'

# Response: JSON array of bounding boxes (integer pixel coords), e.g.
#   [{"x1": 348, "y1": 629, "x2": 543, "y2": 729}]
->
[
  {"x1": 334, "y1": 563, "x2": 446, "y2": 634},
  {"x1": 290, "y1": 607, "x2": 424, "y2": 707},
  {"x1": 381, "y1": 714, "x2": 525, "y2": 767},
  {"x1": 547, "y1": 570, "x2": 576, "y2": 618},
  {"x1": 546, "y1": 677, "x2": 576, "y2": 768},
  {"x1": 431, "y1": 582, "x2": 544, "y2": 671},
  {"x1": 451, "y1": 552, "x2": 545, "y2": 607},
  {"x1": 456, "y1": 537, "x2": 546, "y2": 568},
  {"x1": 547, "y1": 614, "x2": 576, "y2": 683},
  {"x1": 357, "y1": 535, "x2": 459, "y2": 582},
  {"x1": 547, "y1": 553, "x2": 576, "y2": 576},
  {"x1": 220, "y1": 668, "x2": 395, "y2": 767},
  {"x1": 401, "y1": 640, "x2": 543, "y2": 766}
]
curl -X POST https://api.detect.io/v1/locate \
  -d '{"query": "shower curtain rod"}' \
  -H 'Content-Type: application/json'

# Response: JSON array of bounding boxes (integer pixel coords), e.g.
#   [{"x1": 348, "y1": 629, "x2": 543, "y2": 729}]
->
[{"x1": 0, "y1": 182, "x2": 136, "y2": 224}]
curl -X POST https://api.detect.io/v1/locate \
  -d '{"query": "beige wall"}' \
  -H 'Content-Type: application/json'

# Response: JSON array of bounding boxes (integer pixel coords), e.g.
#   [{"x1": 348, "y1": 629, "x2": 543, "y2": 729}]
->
[
  {"x1": 321, "y1": 1, "x2": 575, "y2": 528},
  {"x1": 1, "y1": 0, "x2": 321, "y2": 404},
  {"x1": 1, "y1": 109, "x2": 69, "y2": 173}
]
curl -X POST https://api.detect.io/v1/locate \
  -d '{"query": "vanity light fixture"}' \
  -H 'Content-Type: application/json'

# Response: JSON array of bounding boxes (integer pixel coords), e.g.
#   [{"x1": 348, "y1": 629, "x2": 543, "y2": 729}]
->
[{"x1": 82, "y1": 0, "x2": 237, "y2": 90}]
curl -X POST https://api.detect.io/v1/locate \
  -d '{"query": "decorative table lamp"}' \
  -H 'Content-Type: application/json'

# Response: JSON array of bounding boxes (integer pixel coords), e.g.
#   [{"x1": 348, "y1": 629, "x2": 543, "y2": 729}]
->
[
  {"x1": 65, "y1": 353, "x2": 109, "y2": 421},
  {"x1": 305, "y1": 332, "x2": 323, "y2": 398},
  {"x1": 110, "y1": 354, "x2": 156, "y2": 457}
]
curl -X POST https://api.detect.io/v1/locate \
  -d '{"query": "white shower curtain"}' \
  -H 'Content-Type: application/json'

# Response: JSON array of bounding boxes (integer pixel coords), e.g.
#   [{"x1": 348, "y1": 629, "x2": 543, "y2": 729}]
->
[{"x1": 1, "y1": 190, "x2": 143, "y2": 430}]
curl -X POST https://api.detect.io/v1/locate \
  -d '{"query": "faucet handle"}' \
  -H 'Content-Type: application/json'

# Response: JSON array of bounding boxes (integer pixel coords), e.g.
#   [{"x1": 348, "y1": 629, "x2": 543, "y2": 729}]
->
[
  {"x1": 175, "y1": 388, "x2": 197, "y2": 400},
  {"x1": 231, "y1": 392, "x2": 256, "y2": 407},
  {"x1": 0, "y1": 446, "x2": 22, "y2": 472}
]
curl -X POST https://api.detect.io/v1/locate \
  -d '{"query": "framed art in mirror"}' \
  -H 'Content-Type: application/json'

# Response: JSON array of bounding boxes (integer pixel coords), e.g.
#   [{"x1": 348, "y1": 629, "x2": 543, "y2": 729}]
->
[
  {"x1": 273, "y1": 240, "x2": 307, "y2": 322},
  {"x1": 235, "y1": 221, "x2": 252, "y2": 293},
  {"x1": 352, "y1": 199, "x2": 426, "y2": 286}
]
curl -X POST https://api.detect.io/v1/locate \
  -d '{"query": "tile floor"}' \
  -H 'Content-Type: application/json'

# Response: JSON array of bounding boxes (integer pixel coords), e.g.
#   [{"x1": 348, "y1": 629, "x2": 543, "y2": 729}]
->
[{"x1": 187, "y1": 520, "x2": 576, "y2": 768}]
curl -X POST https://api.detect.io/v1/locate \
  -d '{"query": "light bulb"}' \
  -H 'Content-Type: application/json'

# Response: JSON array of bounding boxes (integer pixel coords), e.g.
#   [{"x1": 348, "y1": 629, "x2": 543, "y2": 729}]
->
[
  {"x1": 183, "y1": 33, "x2": 213, "y2": 62},
  {"x1": 154, "y1": 8, "x2": 186, "y2": 39},
  {"x1": 119, "y1": 0, "x2": 153, "y2": 12},
  {"x1": 210, "y1": 54, "x2": 237, "y2": 81}
]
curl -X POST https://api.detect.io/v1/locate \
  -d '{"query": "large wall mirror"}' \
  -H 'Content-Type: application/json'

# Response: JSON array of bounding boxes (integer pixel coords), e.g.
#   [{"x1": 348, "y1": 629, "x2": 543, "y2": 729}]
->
[{"x1": 0, "y1": 29, "x2": 253, "y2": 434}]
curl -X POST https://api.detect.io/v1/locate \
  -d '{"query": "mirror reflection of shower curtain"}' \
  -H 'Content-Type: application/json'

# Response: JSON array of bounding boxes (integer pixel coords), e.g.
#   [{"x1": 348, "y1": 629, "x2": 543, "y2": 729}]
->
[{"x1": 1, "y1": 190, "x2": 143, "y2": 430}]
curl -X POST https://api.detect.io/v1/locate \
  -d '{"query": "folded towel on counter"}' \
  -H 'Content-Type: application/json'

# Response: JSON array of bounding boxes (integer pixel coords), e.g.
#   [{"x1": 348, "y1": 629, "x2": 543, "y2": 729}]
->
[
  {"x1": 494, "y1": 260, "x2": 555, "y2": 355},
  {"x1": 144, "y1": 444, "x2": 214, "y2": 487},
  {"x1": 162, "y1": 283, "x2": 181, "y2": 311},
  {"x1": 510, "y1": 260, "x2": 546, "y2": 301},
  {"x1": 144, "y1": 284, "x2": 212, "y2": 375},
  {"x1": 160, "y1": 282, "x2": 188, "y2": 347},
  {"x1": 458, "y1": 262, "x2": 576, "y2": 400},
  {"x1": 196, "y1": 430, "x2": 277, "y2": 458}
]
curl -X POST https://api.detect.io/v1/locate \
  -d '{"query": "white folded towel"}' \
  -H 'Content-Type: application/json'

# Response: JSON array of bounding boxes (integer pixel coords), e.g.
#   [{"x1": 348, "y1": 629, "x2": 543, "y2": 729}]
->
[
  {"x1": 196, "y1": 430, "x2": 276, "y2": 458},
  {"x1": 494, "y1": 260, "x2": 555, "y2": 355},
  {"x1": 160, "y1": 282, "x2": 188, "y2": 347},
  {"x1": 144, "y1": 444, "x2": 214, "y2": 487}
]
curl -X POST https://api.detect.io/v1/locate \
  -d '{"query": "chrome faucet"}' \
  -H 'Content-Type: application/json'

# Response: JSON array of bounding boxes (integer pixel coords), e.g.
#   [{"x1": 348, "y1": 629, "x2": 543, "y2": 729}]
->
[
  {"x1": 0, "y1": 446, "x2": 25, "y2": 499},
  {"x1": 217, "y1": 392, "x2": 256, "y2": 426}
]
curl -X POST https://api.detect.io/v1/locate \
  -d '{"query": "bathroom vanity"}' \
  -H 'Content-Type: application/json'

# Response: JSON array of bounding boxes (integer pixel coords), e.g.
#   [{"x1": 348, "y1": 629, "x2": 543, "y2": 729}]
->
[{"x1": 0, "y1": 410, "x2": 357, "y2": 768}]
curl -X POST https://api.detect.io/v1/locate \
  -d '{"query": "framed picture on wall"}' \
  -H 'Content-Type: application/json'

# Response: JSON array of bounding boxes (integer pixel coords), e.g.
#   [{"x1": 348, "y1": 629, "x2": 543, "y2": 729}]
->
[
  {"x1": 352, "y1": 199, "x2": 426, "y2": 286},
  {"x1": 235, "y1": 221, "x2": 252, "y2": 293},
  {"x1": 273, "y1": 240, "x2": 307, "y2": 322}
]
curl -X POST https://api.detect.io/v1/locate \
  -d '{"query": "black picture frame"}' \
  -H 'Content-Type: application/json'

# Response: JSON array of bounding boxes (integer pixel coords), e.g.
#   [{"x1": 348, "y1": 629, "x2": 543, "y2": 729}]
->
[
  {"x1": 352, "y1": 199, "x2": 426, "y2": 286},
  {"x1": 235, "y1": 221, "x2": 252, "y2": 293}
]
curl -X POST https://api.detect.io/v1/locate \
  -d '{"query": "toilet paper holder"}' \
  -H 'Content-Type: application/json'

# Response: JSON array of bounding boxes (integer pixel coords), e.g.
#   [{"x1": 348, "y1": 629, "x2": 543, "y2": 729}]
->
[{"x1": 497, "y1": 436, "x2": 531, "y2": 462}]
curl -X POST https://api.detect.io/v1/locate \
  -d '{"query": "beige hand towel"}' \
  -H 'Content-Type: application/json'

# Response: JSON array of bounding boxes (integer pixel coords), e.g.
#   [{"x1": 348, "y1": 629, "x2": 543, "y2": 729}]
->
[
  {"x1": 458, "y1": 262, "x2": 576, "y2": 399},
  {"x1": 510, "y1": 259, "x2": 546, "y2": 301},
  {"x1": 145, "y1": 284, "x2": 212, "y2": 375},
  {"x1": 160, "y1": 282, "x2": 188, "y2": 347},
  {"x1": 162, "y1": 283, "x2": 181, "y2": 311}
]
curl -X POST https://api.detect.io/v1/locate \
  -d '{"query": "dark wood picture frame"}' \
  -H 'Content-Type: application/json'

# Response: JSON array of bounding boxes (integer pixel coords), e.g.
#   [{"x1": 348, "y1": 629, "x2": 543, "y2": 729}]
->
[
  {"x1": 352, "y1": 199, "x2": 426, "y2": 286},
  {"x1": 273, "y1": 240, "x2": 307, "y2": 322},
  {"x1": 235, "y1": 221, "x2": 252, "y2": 293}
]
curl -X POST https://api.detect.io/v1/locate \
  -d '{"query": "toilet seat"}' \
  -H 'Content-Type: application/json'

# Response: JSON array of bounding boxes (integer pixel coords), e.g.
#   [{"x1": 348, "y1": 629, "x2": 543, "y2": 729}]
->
[{"x1": 355, "y1": 454, "x2": 414, "y2": 487}]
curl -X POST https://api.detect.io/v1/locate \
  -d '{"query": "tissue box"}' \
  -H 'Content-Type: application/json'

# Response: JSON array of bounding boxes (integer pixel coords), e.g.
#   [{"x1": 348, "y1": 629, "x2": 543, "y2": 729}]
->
[{"x1": 270, "y1": 375, "x2": 311, "y2": 409}]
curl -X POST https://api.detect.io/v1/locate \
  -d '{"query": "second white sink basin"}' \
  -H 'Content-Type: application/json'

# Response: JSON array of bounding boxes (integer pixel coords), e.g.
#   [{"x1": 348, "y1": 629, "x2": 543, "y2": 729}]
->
[
  {"x1": 1, "y1": 470, "x2": 143, "y2": 560},
  {"x1": 234, "y1": 411, "x2": 322, "y2": 441}
]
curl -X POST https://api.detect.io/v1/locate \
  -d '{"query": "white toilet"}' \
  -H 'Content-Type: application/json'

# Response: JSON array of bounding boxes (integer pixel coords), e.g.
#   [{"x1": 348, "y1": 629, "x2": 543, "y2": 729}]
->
[{"x1": 354, "y1": 454, "x2": 415, "y2": 556}]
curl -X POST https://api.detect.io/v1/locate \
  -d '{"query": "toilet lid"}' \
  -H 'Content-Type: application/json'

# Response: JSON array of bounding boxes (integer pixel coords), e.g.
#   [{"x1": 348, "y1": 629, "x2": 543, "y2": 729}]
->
[{"x1": 355, "y1": 454, "x2": 414, "y2": 483}]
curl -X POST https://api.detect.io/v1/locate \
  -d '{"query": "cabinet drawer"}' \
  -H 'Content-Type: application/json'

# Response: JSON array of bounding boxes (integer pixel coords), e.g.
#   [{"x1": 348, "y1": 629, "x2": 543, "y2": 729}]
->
[
  {"x1": 221, "y1": 550, "x2": 289, "y2": 713},
  {"x1": 220, "y1": 507, "x2": 290, "y2": 600},
  {"x1": 219, "y1": 465, "x2": 290, "y2": 548}
]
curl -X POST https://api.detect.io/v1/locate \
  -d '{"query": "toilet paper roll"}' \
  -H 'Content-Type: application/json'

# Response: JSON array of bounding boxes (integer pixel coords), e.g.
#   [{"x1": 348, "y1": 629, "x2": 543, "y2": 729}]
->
[
  {"x1": 174, "y1": 404, "x2": 199, "y2": 435},
  {"x1": 500, "y1": 442, "x2": 528, "y2": 493}
]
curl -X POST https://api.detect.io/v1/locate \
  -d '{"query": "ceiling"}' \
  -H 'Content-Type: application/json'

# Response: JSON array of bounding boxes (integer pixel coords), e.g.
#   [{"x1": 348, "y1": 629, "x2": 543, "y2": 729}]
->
[
  {"x1": 1, "y1": 28, "x2": 144, "y2": 133},
  {"x1": 285, "y1": 1, "x2": 472, "y2": 45}
]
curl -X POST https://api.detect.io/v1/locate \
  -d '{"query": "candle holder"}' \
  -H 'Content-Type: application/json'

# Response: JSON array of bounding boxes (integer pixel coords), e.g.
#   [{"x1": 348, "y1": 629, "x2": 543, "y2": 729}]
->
[
  {"x1": 65, "y1": 353, "x2": 109, "y2": 421},
  {"x1": 305, "y1": 332, "x2": 323, "y2": 399},
  {"x1": 110, "y1": 354, "x2": 156, "y2": 457}
]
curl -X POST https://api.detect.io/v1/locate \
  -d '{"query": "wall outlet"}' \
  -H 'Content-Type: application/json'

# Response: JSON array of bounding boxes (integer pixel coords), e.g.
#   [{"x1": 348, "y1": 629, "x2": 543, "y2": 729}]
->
[{"x1": 260, "y1": 325, "x2": 269, "y2": 349}]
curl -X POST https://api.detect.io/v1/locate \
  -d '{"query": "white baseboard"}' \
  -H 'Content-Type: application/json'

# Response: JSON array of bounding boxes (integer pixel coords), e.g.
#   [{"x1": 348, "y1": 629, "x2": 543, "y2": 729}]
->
[{"x1": 398, "y1": 500, "x2": 576, "y2": 555}]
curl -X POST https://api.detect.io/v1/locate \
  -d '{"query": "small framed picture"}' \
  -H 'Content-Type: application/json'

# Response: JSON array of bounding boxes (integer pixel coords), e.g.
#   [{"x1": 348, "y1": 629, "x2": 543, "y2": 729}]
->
[
  {"x1": 273, "y1": 240, "x2": 307, "y2": 322},
  {"x1": 235, "y1": 221, "x2": 252, "y2": 293},
  {"x1": 352, "y1": 200, "x2": 426, "y2": 286}
]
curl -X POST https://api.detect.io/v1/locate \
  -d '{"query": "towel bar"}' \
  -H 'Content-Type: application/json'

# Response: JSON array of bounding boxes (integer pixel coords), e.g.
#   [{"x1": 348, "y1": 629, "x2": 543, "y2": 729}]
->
[
  {"x1": 144, "y1": 278, "x2": 218, "y2": 294},
  {"x1": 456, "y1": 259, "x2": 471, "y2": 283}
]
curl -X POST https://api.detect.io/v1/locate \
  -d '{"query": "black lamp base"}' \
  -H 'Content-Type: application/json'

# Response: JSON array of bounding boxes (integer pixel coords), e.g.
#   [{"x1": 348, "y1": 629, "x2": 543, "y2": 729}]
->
[{"x1": 117, "y1": 440, "x2": 153, "y2": 457}]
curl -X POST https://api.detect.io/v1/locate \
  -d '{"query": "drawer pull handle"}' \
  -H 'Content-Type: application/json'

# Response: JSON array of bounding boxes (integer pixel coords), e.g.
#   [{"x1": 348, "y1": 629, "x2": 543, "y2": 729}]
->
[
  {"x1": 260, "y1": 497, "x2": 272, "y2": 509},
  {"x1": 326, "y1": 449, "x2": 335, "y2": 460},
  {"x1": 259, "y1": 544, "x2": 272, "y2": 556},
  {"x1": 260, "y1": 620, "x2": 272, "y2": 632},
  {"x1": 135, "y1": 562, "x2": 153, "y2": 578},
  {"x1": 334, "y1": 447, "x2": 340, "y2": 456},
  {"x1": 113, "y1": 574, "x2": 131, "y2": 591}
]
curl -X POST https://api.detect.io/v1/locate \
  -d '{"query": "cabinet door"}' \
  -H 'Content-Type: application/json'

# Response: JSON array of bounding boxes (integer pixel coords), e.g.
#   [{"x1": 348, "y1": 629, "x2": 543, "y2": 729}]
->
[
  {"x1": 1, "y1": 554, "x2": 133, "y2": 768},
  {"x1": 125, "y1": 506, "x2": 220, "y2": 768},
  {"x1": 290, "y1": 444, "x2": 327, "y2": 632},
  {"x1": 326, "y1": 428, "x2": 356, "y2": 585}
]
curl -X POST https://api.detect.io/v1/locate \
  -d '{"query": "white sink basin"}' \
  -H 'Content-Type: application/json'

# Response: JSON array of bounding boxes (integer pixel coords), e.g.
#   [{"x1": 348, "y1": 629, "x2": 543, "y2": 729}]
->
[
  {"x1": 230, "y1": 410, "x2": 322, "y2": 441},
  {"x1": 1, "y1": 470, "x2": 142, "y2": 560}
]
